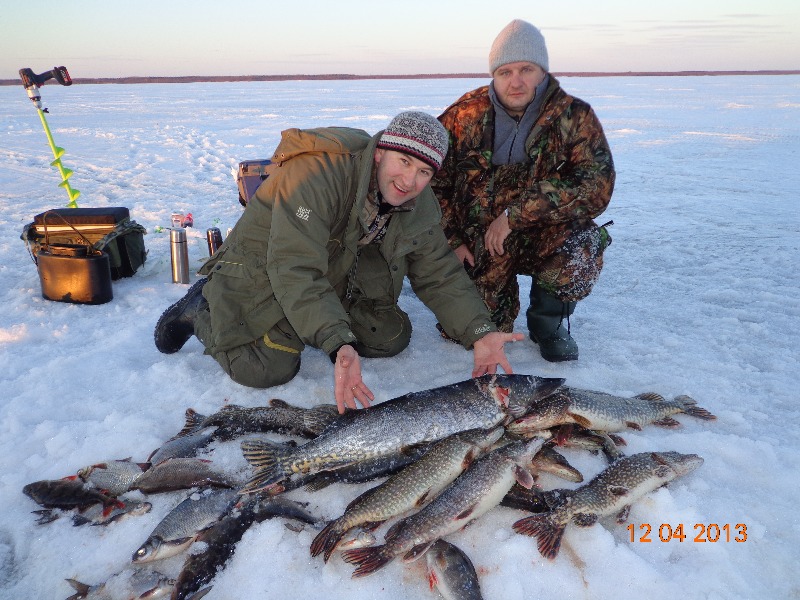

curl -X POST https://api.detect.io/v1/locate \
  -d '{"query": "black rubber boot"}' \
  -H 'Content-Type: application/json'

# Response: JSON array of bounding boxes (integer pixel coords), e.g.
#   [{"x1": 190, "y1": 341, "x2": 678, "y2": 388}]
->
[
  {"x1": 526, "y1": 283, "x2": 579, "y2": 362},
  {"x1": 154, "y1": 278, "x2": 208, "y2": 354}
]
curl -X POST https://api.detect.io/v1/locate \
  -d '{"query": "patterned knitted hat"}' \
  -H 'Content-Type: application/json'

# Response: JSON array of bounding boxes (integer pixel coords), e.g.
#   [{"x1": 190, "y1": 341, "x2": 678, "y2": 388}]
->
[
  {"x1": 489, "y1": 19, "x2": 549, "y2": 74},
  {"x1": 377, "y1": 111, "x2": 449, "y2": 170}
]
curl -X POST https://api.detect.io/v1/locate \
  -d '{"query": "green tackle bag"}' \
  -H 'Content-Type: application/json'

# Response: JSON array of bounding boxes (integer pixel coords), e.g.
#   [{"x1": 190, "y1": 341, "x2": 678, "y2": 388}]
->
[{"x1": 22, "y1": 207, "x2": 147, "y2": 280}]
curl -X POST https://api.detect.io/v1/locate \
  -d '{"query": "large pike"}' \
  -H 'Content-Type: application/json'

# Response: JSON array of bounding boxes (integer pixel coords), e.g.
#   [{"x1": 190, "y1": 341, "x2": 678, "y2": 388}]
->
[
  {"x1": 341, "y1": 435, "x2": 548, "y2": 577},
  {"x1": 507, "y1": 387, "x2": 716, "y2": 435},
  {"x1": 310, "y1": 428, "x2": 504, "y2": 562},
  {"x1": 240, "y1": 374, "x2": 564, "y2": 494},
  {"x1": 512, "y1": 451, "x2": 704, "y2": 559}
]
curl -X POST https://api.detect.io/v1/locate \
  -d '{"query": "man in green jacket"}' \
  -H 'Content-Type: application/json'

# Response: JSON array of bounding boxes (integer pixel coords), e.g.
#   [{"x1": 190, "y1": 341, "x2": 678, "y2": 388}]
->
[
  {"x1": 154, "y1": 111, "x2": 522, "y2": 413},
  {"x1": 432, "y1": 20, "x2": 615, "y2": 362}
]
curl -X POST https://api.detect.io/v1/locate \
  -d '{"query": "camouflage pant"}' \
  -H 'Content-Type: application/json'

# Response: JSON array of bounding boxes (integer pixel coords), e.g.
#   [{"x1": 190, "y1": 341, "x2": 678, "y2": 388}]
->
[{"x1": 466, "y1": 219, "x2": 611, "y2": 332}]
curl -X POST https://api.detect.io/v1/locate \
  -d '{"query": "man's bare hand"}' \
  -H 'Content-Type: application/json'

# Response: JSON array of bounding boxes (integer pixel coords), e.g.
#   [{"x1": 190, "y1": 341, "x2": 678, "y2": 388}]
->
[
  {"x1": 471, "y1": 331, "x2": 524, "y2": 377},
  {"x1": 484, "y1": 212, "x2": 512, "y2": 257},
  {"x1": 454, "y1": 244, "x2": 475, "y2": 267},
  {"x1": 333, "y1": 344, "x2": 374, "y2": 414}
]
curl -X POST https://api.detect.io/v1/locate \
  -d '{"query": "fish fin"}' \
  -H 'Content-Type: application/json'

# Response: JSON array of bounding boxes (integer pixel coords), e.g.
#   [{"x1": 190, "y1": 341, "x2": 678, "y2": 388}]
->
[
  {"x1": 455, "y1": 504, "x2": 478, "y2": 521},
  {"x1": 428, "y1": 569, "x2": 439, "y2": 591},
  {"x1": 415, "y1": 489, "x2": 432, "y2": 507},
  {"x1": 608, "y1": 485, "x2": 630, "y2": 496},
  {"x1": 573, "y1": 512, "x2": 599, "y2": 527},
  {"x1": 653, "y1": 417, "x2": 681, "y2": 428},
  {"x1": 71, "y1": 514, "x2": 91, "y2": 527},
  {"x1": 513, "y1": 465, "x2": 535, "y2": 489},
  {"x1": 384, "y1": 520, "x2": 406, "y2": 541},
  {"x1": 625, "y1": 421, "x2": 643, "y2": 431},
  {"x1": 362, "y1": 520, "x2": 385, "y2": 532},
  {"x1": 173, "y1": 407, "x2": 207, "y2": 438},
  {"x1": 185, "y1": 587, "x2": 213, "y2": 600},
  {"x1": 616, "y1": 505, "x2": 632, "y2": 524},
  {"x1": 554, "y1": 424, "x2": 575, "y2": 446},
  {"x1": 33, "y1": 509, "x2": 59, "y2": 525},
  {"x1": 241, "y1": 439, "x2": 290, "y2": 471},
  {"x1": 341, "y1": 545, "x2": 393, "y2": 578},
  {"x1": 310, "y1": 519, "x2": 346, "y2": 561},
  {"x1": 635, "y1": 392, "x2": 667, "y2": 403},
  {"x1": 65, "y1": 578, "x2": 90, "y2": 599},
  {"x1": 269, "y1": 398, "x2": 291, "y2": 408},
  {"x1": 568, "y1": 413, "x2": 593, "y2": 428},
  {"x1": 676, "y1": 395, "x2": 717, "y2": 420},
  {"x1": 304, "y1": 475, "x2": 334, "y2": 493},
  {"x1": 607, "y1": 433, "x2": 626, "y2": 446},
  {"x1": 512, "y1": 514, "x2": 565, "y2": 560},
  {"x1": 403, "y1": 541, "x2": 435, "y2": 563}
]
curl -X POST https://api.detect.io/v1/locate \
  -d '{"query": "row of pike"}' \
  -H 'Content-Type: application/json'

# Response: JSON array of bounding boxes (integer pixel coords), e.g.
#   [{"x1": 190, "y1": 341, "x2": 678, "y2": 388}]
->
[{"x1": 22, "y1": 374, "x2": 715, "y2": 599}]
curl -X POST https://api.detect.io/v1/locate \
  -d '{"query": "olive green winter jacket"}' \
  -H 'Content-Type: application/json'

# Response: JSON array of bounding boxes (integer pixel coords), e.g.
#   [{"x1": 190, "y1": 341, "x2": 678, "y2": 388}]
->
[{"x1": 198, "y1": 126, "x2": 496, "y2": 357}]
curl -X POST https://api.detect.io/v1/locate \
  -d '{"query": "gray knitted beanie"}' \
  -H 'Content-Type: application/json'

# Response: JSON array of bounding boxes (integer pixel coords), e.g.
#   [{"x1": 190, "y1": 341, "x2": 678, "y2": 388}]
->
[
  {"x1": 489, "y1": 19, "x2": 549, "y2": 74},
  {"x1": 377, "y1": 111, "x2": 449, "y2": 170}
]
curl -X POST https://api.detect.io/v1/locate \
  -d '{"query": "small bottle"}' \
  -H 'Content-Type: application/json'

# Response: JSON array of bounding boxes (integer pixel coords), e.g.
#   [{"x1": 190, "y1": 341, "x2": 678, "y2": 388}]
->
[
  {"x1": 170, "y1": 228, "x2": 190, "y2": 284},
  {"x1": 206, "y1": 227, "x2": 223, "y2": 257}
]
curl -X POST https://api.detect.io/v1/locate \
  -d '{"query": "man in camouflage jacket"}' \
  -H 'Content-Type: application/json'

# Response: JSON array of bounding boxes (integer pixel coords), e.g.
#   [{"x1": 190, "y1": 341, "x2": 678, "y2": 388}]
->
[
  {"x1": 154, "y1": 112, "x2": 522, "y2": 412},
  {"x1": 432, "y1": 19, "x2": 615, "y2": 362}
]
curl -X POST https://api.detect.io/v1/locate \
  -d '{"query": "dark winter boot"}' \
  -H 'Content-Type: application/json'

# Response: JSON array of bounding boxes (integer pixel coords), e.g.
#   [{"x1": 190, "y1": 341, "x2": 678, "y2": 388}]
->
[
  {"x1": 526, "y1": 284, "x2": 579, "y2": 362},
  {"x1": 154, "y1": 278, "x2": 208, "y2": 354}
]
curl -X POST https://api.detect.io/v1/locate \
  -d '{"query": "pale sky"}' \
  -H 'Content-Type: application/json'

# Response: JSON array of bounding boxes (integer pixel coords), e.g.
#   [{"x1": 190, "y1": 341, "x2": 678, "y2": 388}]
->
[{"x1": 1, "y1": 0, "x2": 798, "y2": 79}]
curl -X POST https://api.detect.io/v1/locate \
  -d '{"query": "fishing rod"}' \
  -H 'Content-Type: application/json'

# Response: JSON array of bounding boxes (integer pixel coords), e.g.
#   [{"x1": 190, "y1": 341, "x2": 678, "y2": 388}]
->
[{"x1": 19, "y1": 66, "x2": 80, "y2": 207}]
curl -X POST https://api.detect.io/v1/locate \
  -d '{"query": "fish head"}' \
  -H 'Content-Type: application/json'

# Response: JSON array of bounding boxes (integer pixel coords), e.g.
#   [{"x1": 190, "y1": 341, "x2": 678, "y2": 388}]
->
[
  {"x1": 653, "y1": 451, "x2": 705, "y2": 477},
  {"x1": 492, "y1": 375, "x2": 565, "y2": 417},
  {"x1": 132, "y1": 536, "x2": 163, "y2": 563}
]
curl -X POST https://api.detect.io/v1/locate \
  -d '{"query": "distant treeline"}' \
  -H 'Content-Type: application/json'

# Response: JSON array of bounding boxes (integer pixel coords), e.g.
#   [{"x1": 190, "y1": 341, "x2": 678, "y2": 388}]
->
[{"x1": 2, "y1": 70, "x2": 799, "y2": 86}]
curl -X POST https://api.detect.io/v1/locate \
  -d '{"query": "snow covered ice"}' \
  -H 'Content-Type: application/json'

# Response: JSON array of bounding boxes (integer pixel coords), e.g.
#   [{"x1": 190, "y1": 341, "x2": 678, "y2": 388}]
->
[{"x1": 0, "y1": 75, "x2": 798, "y2": 599}]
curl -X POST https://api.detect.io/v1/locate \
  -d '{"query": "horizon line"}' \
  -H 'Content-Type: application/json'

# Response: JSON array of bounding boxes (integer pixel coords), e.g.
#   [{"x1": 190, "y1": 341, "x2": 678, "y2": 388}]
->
[{"x1": 2, "y1": 70, "x2": 800, "y2": 86}]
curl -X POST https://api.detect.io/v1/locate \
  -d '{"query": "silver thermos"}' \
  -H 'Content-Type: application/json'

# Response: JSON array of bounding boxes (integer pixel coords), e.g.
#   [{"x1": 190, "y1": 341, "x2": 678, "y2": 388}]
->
[{"x1": 170, "y1": 227, "x2": 190, "y2": 283}]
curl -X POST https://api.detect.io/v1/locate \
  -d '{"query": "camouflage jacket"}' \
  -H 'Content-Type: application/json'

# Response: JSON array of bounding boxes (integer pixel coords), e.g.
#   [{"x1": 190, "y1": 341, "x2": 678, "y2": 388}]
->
[{"x1": 432, "y1": 77, "x2": 615, "y2": 249}]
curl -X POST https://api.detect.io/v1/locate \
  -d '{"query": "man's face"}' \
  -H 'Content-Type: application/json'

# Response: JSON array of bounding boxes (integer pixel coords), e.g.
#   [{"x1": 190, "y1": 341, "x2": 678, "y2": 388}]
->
[
  {"x1": 373, "y1": 149, "x2": 435, "y2": 207},
  {"x1": 492, "y1": 61, "x2": 546, "y2": 117}
]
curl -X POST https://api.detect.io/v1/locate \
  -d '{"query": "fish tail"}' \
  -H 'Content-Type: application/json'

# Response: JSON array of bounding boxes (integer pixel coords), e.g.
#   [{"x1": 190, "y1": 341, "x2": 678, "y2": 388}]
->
[
  {"x1": 341, "y1": 545, "x2": 393, "y2": 578},
  {"x1": 64, "y1": 578, "x2": 90, "y2": 600},
  {"x1": 675, "y1": 395, "x2": 717, "y2": 421},
  {"x1": 239, "y1": 440, "x2": 292, "y2": 493},
  {"x1": 310, "y1": 519, "x2": 346, "y2": 562},
  {"x1": 172, "y1": 408, "x2": 207, "y2": 439},
  {"x1": 512, "y1": 513, "x2": 565, "y2": 560}
]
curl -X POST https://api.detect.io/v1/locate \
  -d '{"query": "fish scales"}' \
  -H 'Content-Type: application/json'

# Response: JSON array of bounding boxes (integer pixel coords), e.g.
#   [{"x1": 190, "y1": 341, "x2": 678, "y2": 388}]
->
[
  {"x1": 310, "y1": 428, "x2": 503, "y2": 561},
  {"x1": 341, "y1": 436, "x2": 547, "y2": 577},
  {"x1": 241, "y1": 375, "x2": 563, "y2": 494},
  {"x1": 512, "y1": 451, "x2": 704, "y2": 559}
]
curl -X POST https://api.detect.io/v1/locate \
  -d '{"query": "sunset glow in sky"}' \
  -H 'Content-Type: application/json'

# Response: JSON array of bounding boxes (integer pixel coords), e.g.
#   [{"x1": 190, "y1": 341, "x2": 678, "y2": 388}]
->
[{"x1": 1, "y1": 0, "x2": 798, "y2": 78}]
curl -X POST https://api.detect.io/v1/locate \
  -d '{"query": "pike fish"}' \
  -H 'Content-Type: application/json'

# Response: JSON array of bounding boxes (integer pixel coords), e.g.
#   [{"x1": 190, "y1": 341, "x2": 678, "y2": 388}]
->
[
  {"x1": 507, "y1": 387, "x2": 716, "y2": 435},
  {"x1": 311, "y1": 428, "x2": 504, "y2": 562},
  {"x1": 341, "y1": 435, "x2": 548, "y2": 577},
  {"x1": 241, "y1": 374, "x2": 563, "y2": 494},
  {"x1": 172, "y1": 495, "x2": 318, "y2": 600},
  {"x1": 426, "y1": 540, "x2": 484, "y2": 600},
  {"x1": 550, "y1": 425, "x2": 627, "y2": 462},
  {"x1": 512, "y1": 451, "x2": 704, "y2": 559},
  {"x1": 147, "y1": 432, "x2": 215, "y2": 466},
  {"x1": 531, "y1": 445, "x2": 583, "y2": 483},
  {"x1": 131, "y1": 458, "x2": 240, "y2": 494},
  {"x1": 174, "y1": 399, "x2": 341, "y2": 441},
  {"x1": 132, "y1": 488, "x2": 239, "y2": 563}
]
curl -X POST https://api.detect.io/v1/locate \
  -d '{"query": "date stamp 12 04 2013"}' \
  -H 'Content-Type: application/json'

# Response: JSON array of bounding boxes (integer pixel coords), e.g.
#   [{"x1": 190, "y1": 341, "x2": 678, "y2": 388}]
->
[{"x1": 627, "y1": 523, "x2": 748, "y2": 543}]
